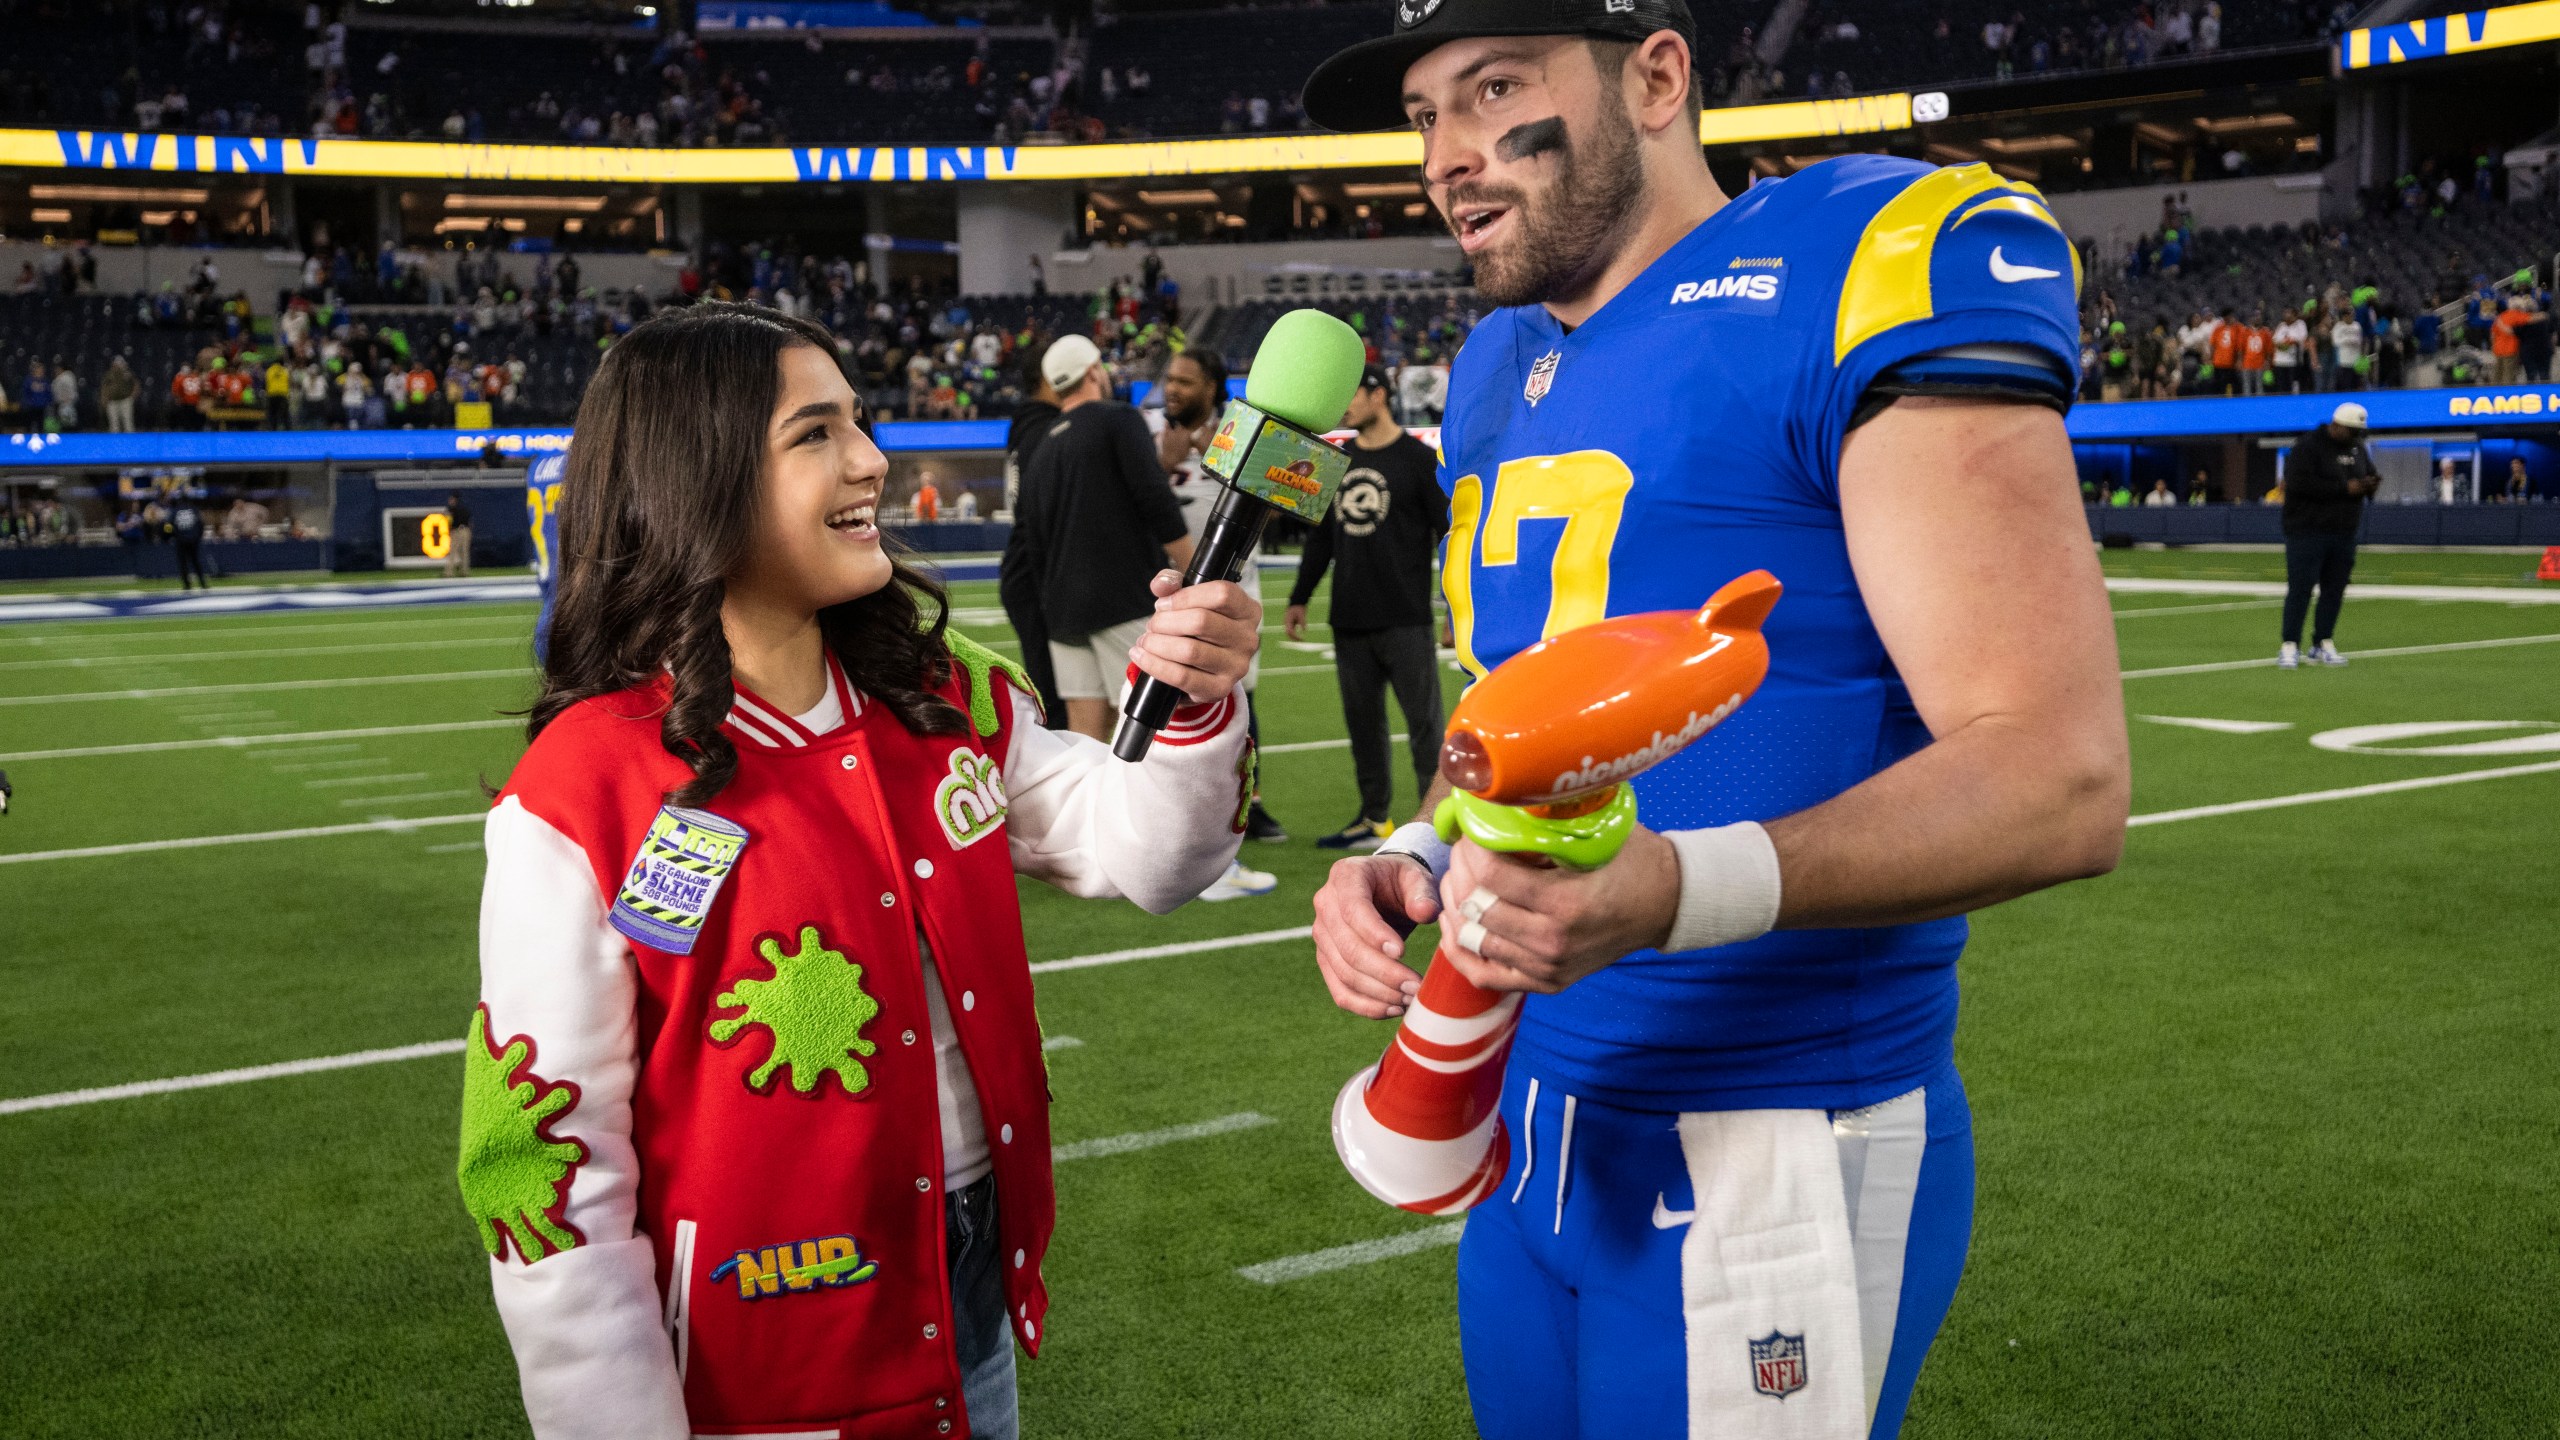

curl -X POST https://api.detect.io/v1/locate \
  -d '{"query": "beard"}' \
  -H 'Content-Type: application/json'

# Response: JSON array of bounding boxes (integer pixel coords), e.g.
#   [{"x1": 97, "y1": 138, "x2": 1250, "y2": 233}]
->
[{"x1": 1449, "y1": 101, "x2": 1648, "y2": 310}]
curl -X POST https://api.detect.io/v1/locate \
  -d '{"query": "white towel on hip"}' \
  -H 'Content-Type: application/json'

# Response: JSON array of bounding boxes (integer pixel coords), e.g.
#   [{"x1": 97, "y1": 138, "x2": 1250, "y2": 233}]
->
[{"x1": 1676, "y1": 1107, "x2": 1869, "y2": 1439}]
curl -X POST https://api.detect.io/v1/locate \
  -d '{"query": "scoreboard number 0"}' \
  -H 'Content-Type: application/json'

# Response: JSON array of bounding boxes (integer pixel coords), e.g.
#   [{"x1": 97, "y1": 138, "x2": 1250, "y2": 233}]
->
[{"x1": 420, "y1": 512, "x2": 452, "y2": 560}]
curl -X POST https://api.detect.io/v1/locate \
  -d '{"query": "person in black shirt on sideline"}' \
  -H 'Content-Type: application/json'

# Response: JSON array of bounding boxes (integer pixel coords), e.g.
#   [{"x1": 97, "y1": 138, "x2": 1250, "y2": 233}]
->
[
  {"x1": 2280, "y1": 401, "x2": 2379, "y2": 668},
  {"x1": 1287, "y1": 366, "x2": 1448, "y2": 849},
  {"x1": 1012, "y1": 334, "x2": 1197, "y2": 741},
  {"x1": 997, "y1": 350, "x2": 1066, "y2": 724},
  {"x1": 443, "y1": 491, "x2": 474, "y2": 578},
  {"x1": 169, "y1": 493, "x2": 209, "y2": 591}
]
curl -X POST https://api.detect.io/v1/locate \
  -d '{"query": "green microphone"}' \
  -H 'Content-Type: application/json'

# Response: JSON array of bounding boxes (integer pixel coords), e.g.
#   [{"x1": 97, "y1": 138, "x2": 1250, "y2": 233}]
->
[{"x1": 1111, "y1": 309, "x2": 1367, "y2": 761}]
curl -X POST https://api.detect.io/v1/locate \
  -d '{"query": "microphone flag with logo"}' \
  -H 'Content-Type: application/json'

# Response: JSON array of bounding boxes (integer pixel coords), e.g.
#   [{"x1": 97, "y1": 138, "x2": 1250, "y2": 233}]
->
[{"x1": 1111, "y1": 309, "x2": 1366, "y2": 761}]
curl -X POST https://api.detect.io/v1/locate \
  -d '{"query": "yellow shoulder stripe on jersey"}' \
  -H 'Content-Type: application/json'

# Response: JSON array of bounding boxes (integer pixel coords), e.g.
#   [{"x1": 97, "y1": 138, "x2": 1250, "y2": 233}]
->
[
  {"x1": 1951, "y1": 189, "x2": 2083, "y2": 294},
  {"x1": 1833, "y1": 163, "x2": 2009, "y2": 366}
]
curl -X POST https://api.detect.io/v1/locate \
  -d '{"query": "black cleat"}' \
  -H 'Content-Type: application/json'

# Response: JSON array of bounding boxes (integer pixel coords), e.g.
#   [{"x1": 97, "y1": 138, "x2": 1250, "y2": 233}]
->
[{"x1": 1243, "y1": 801, "x2": 1288, "y2": 843}]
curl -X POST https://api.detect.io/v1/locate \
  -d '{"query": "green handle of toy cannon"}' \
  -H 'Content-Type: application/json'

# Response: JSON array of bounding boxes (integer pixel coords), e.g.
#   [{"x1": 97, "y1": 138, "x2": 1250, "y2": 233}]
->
[{"x1": 1432, "y1": 784, "x2": 1639, "y2": 873}]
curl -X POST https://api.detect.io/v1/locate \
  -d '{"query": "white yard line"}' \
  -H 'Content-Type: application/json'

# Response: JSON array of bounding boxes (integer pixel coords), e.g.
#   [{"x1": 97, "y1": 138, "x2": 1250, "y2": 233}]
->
[
  {"x1": 0, "y1": 718, "x2": 518, "y2": 763},
  {"x1": 304, "y1": 772, "x2": 430, "y2": 789},
  {"x1": 2128, "y1": 758, "x2": 2560, "y2": 827},
  {"x1": 340, "y1": 790, "x2": 481, "y2": 807},
  {"x1": 0, "y1": 614, "x2": 527, "y2": 648},
  {"x1": 1042, "y1": 1035, "x2": 1083, "y2": 1052},
  {"x1": 0, "y1": 668, "x2": 532, "y2": 707},
  {"x1": 423, "y1": 840, "x2": 483, "y2": 854},
  {"x1": 2111, "y1": 599, "x2": 2284, "y2": 619},
  {"x1": 1052, "y1": 1112, "x2": 1275, "y2": 1163},
  {"x1": 2105, "y1": 577, "x2": 2560, "y2": 604},
  {"x1": 0, "y1": 813, "x2": 482, "y2": 865},
  {"x1": 1027, "y1": 926, "x2": 1312, "y2": 974},
  {"x1": 1237, "y1": 1222, "x2": 1467, "y2": 1284},
  {"x1": 2136, "y1": 716, "x2": 2294, "y2": 735},
  {"x1": 1261, "y1": 733, "x2": 1410, "y2": 755},
  {"x1": 0, "y1": 1040, "x2": 468, "y2": 1117},
  {"x1": 0, "y1": 636, "x2": 524, "y2": 671},
  {"x1": 2122, "y1": 631, "x2": 2560, "y2": 679}
]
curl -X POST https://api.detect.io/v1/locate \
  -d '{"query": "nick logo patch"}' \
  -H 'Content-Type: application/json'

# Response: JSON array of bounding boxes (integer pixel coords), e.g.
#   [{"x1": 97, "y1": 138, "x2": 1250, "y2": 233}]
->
[
  {"x1": 935, "y1": 746, "x2": 1008, "y2": 849},
  {"x1": 610, "y1": 806, "x2": 749, "y2": 955},
  {"x1": 709, "y1": 1233, "x2": 879, "y2": 1299},
  {"x1": 1749, "y1": 1330, "x2": 1808, "y2": 1400},
  {"x1": 1524, "y1": 350, "x2": 1561, "y2": 407}
]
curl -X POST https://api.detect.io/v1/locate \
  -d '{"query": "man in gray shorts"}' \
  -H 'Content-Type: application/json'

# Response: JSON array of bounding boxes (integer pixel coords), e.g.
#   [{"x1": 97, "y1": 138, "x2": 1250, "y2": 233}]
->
[{"x1": 1013, "y1": 335, "x2": 1197, "y2": 739}]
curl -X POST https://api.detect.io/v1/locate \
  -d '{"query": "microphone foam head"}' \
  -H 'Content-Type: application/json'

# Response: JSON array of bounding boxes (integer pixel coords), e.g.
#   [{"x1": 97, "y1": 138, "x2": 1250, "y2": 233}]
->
[{"x1": 1243, "y1": 309, "x2": 1367, "y2": 434}]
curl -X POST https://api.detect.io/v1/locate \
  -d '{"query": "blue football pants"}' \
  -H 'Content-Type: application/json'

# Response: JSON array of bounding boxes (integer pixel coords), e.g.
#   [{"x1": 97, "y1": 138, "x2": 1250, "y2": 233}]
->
[{"x1": 1456, "y1": 1057, "x2": 1976, "y2": 1440}]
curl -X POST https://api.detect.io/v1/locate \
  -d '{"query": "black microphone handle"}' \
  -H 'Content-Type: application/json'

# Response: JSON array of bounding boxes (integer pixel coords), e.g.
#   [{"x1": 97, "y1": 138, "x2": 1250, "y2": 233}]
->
[{"x1": 1110, "y1": 483, "x2": 1273, "y2": 762}]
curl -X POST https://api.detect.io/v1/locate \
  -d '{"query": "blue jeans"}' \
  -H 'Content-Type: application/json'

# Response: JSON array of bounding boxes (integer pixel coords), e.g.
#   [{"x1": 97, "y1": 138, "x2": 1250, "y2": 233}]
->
[{"x1": 949, "y1": 1176, "x2": 1018, "y2": 1440}]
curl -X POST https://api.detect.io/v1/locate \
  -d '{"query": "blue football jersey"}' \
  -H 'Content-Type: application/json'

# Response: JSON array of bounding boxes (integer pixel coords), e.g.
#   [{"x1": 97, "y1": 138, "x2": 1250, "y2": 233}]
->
[
  {"x1": 526, "y1": 451, "x2": 567, "y2": 663},
  {"x1": 1436, "y1": 156, "x2": 2082, "y2": 1113}
]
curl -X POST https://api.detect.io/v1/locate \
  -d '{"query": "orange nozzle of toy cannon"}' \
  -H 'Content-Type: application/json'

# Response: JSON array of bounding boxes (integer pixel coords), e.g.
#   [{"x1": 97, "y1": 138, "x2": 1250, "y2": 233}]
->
[{"x1": 1439, "y1": 569, "x2": 1783, "y2": 807}]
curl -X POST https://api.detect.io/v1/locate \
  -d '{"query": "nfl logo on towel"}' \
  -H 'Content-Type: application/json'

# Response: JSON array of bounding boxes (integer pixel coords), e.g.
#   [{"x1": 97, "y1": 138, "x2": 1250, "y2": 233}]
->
[
  {"x1": 1524, "y1": 350, "x2": 1560, "y2": 407},
  {"x1": 1749, "y1": 1331, "x2": 1807, "y2": 1400}
]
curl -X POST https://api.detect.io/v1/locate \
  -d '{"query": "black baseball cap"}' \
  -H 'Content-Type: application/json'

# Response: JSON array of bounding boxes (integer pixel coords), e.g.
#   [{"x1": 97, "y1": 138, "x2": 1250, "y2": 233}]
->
[
  {"x1": 1360, "y1": 363, "x2": 1391, "y2": 391},
  {"x1": 1303, "y1": 0, "x2": 1697, "y2": 133}
]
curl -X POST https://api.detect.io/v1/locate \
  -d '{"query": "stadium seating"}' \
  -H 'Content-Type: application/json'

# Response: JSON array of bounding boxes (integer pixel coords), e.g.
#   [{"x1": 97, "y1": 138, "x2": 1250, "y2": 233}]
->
[
  {"x1": 1199, "y1": 289, "x2": 1484, "y2": 371},
  {"x1": 0, "y1": 4, "x2": 306, "y2": 135},
  {"x1": 2096, "y1": 193, "x2": 2560, "y2": 332},
  {"x1": 1781, "y1": 0, "x2": 2331, "y2": 96}
]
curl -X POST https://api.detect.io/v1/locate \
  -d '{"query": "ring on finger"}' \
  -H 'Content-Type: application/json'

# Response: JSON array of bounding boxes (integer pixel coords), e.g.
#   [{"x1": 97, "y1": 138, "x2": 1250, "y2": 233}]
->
[
  {"x1": 1456, "y1": 919, "x2": 1489, "y2": 954},
  {"x1": 1457, "y1": 885, "x2": 1498, "y2": 924}
]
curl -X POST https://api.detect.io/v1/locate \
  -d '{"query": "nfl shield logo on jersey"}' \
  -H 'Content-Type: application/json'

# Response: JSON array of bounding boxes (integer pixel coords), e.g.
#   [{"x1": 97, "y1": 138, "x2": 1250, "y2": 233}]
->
[
  {"x1": 1749, "y1": 1330, "x2": 1807, "y2": 1400},
  {"x1": 1524, "y1": 350, "x2": 1561, "y2": 407}
]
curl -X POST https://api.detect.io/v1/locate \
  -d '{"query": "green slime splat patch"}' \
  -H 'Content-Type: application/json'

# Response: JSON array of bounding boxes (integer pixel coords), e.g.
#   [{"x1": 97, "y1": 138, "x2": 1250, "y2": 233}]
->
[
  {"x1": 457, "y1": 1004, "x2": 590, "y2": 1263},
  {"x1": 946, "y1": 630, "x2": 1037, "y2": 739},
  {"x1": 710, "y1": 924, "x2": 882, "y2": 1096}
]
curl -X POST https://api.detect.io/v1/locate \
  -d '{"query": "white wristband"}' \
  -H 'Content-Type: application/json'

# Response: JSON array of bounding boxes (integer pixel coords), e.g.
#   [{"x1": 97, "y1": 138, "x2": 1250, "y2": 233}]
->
[
  {"x1": 1663, "y1": 821, "x2": 1782, "y2": 953},
  {"x1": 1374, "y1": 821, "x2": 1452, "y2": 882}
]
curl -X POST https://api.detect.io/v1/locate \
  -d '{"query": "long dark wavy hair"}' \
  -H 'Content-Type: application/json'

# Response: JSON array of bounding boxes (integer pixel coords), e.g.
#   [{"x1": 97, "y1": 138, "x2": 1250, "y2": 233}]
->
[{"x1": 529, "y1": 302, "x2": 964, "y2": 807}]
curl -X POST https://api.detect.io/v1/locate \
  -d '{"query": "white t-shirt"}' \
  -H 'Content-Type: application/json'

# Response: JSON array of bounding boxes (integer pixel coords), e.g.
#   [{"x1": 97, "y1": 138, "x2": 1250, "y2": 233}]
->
[
  {"x1": 790, "y1": 681, "x2": 992, "y2": 1191},
  {"x1": 2331, "y1": 319, "x2": 2364, "y2": 366},
  {"x1": 2273, "y1": 319, "x2": 2307, "y2": 365}
]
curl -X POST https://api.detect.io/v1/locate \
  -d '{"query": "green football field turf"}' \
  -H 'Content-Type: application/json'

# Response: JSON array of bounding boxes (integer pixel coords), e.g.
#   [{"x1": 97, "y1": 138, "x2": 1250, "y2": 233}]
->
[{"x1": 1, "y1": 555, "x2": 2555, "y2": 1438}]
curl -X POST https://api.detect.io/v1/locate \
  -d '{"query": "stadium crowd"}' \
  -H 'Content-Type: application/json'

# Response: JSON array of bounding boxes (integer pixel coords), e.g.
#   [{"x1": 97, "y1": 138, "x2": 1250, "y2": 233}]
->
[
  {"x1": 2, "y1": 234, "x2": 1481, "y2": 435},
  {"x1": 2073, "y1": 184, "x2": 2559, "y2": 405}
]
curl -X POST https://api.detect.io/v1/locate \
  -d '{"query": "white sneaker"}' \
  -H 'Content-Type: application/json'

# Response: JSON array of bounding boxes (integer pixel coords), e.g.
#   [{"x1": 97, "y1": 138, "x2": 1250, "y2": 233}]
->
[
  {"x1": 2277, "y1": 641, "x2": 2300, "y2": 669},
  {"x1": 2311, "y1": 641, "x2": 2348, "y2": 666},
  {"x1": 1199, "y1": 859, "x2": 1278, "y2": 902}
]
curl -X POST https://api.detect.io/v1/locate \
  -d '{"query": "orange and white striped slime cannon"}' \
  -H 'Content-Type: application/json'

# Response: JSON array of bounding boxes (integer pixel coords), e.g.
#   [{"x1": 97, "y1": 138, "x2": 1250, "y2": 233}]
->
[{"x1": 1329, "y1": 570, "x2": 1783, "y2": 1214}]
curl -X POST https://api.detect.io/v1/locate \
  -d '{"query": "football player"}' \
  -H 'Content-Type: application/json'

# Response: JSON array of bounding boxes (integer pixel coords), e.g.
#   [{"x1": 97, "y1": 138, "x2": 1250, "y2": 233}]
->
[{"x1": 1302, "y1": 1, "x2": 2130, "y2": 1435}]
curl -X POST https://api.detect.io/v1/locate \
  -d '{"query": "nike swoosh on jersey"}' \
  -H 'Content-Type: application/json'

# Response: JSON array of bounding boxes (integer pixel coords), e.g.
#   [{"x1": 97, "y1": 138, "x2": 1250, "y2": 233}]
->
[
  {"x1": 1988, "y1": 247, "x2": 2062, "y2": 283},
  {"x1": 1652, "y1": 1193, "x2": 1696, "y2": 1229}
]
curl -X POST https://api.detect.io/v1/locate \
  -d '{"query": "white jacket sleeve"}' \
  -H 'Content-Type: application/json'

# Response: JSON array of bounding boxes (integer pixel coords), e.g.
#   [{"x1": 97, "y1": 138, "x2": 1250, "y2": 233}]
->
[
  {"x1": 472, "y1": 797, "x2": 689, "y2": 1440},
  {"x1": 1003, "y1": 687, "x2": 1250, "y2": 913}
]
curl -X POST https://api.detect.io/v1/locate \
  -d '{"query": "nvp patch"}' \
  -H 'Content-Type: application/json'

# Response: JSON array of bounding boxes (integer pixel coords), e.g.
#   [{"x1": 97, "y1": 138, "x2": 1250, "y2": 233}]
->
[
  {"x1": 708, "y1": 1233, "x2": 879, "y2": 1299},
  {"x1": 610, "y1": 806, "x2": 748, "y2": 955}
]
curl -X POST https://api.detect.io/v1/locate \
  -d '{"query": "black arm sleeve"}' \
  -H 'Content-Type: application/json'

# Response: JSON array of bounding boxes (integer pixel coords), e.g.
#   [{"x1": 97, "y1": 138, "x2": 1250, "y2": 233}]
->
[{"x1": 1290, "y1": 511, "x2": 1335, "y2": 607}]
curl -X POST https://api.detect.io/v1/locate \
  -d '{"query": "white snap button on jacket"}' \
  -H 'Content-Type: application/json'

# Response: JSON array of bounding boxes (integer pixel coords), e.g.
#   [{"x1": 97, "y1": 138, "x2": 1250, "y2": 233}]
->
[
  {"x1": 1013, "y1": 1249, "x2": 1025, "y2": 1269},
  {"x1": 961, "y1": 990, "x2": 975, "y2": 1011},
  {"x1": 999, "y1": 1123, "x2": 1014, "y2": 1144},
  {"x1": 913, "y1": 858, "x2": 934, "y2": 879},
  {"x1": 879, "y1": 892, "x2": 895, "y2": 907},
  {"x1": 839, "y1": 754, "x2": 857, "y2": 771}
]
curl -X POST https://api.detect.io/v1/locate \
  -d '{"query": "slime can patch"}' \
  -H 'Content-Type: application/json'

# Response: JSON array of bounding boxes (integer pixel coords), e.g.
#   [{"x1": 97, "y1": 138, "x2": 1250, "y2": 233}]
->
[{"x1": 610, "y1": 806, "x2": 749, "y2": 955}]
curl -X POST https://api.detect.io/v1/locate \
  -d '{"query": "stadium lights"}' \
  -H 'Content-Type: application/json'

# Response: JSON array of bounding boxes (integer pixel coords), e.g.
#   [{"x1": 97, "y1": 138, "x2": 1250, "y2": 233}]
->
[
  {"x1": 1341, "y1": 181, "x2": 1424, "y2": 199},
  {"x1": 29, "y1": 184, "x2": 211, "y2": 204},
  {"x1": 1134, "y1": 189, "x2": 1222, "y2": 207},
  {"x1": 441, "y1": 193, "x2": 611, "y2": 212}
]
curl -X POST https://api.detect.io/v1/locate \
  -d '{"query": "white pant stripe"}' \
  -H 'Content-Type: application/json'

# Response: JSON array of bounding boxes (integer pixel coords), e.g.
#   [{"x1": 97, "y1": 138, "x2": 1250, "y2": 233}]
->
[
  {"x1": 1834, "y1": 1088, "x2": 1928, "y2": 1429},
  {"x1": 1509, "y1": 1076, "x2": 1541, "y2": 1204}
]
